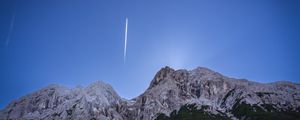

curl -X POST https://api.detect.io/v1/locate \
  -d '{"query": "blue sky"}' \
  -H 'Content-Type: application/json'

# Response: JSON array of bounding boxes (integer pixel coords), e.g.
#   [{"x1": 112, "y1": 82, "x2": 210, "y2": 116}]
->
[{"x1": 0, "y1": 0, "x2": 300, "y2": 108}]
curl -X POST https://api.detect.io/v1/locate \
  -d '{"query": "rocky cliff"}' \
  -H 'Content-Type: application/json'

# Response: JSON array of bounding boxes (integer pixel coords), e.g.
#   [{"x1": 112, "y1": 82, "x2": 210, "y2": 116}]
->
[{"x1": 1, "y1": 66, "x2": 300, "y2": 120}]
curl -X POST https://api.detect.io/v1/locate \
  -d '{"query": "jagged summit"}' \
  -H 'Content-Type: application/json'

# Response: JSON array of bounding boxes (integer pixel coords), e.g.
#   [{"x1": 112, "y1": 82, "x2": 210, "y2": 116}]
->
[
  {"x1": 149, "y1": 66, "x2": 175, "y2": 89},
  {"x1": 0, "y1": 80, "x2": 123, "y2": 120},
  {"x1": 149, "y1": 66, "x2": 222, "y2": 89},
  {"x1": 131, "y1": 66, "x2": 300, "y2": 119},
  {"x1": 1, "y1": 66, "x2": 300, "y2": 120}
]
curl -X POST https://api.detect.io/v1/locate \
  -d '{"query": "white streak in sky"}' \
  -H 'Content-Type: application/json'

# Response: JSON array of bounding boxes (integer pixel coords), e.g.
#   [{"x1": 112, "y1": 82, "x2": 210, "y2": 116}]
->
[
  {"x1": 5, "y1": 8, "x2": 16, "y2": 46},
  {"x1": 124, "y1": 18, "x2": 128, "y2": 63}
]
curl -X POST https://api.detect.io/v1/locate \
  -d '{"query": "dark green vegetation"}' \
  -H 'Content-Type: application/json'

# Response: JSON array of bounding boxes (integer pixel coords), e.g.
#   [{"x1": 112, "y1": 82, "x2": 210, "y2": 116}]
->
[
  {"x1": 155, "y1": 102, "x2": 300, "y2": 120},
  {"x1": 255, "y1": 92, "x2": 276, "y2": 98},
  {"x1": 155, "y1": 104, "x2": 231, "y2": 120},
  {"x1": 231, "y1": 100, "x2": 300, "y2": 120}
]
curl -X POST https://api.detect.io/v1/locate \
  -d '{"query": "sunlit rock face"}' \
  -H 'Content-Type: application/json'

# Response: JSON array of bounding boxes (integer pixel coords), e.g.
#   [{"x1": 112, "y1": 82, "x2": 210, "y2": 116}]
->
[{"x1": 1, "y1": 66, "x2": 300, "y2": 120}]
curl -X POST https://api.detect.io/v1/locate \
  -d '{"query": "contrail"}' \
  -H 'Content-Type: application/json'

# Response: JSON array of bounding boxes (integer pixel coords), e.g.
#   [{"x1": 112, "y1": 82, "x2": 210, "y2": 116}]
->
[
  {"x1": 5, "y1": 8, "x2": 16, "y2": 46},
  {"x1": 124, "y1": 18, "x2": 128, "y2": 63}
]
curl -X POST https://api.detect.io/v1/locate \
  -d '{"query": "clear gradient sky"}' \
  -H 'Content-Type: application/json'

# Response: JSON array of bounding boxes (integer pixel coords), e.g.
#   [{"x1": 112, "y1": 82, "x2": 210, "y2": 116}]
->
[{"x1": 0, "y1": 0, "x2": 300, "y2": 108}]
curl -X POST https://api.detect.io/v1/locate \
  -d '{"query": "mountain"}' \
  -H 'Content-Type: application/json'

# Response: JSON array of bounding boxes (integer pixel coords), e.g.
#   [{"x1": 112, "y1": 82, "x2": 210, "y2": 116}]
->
[
  {"x1": 0, "y1": 81, "x2": 124, "y2": 120},
  {"x1": 1, "y1": 66, "x2": 300, "y2": 120}
]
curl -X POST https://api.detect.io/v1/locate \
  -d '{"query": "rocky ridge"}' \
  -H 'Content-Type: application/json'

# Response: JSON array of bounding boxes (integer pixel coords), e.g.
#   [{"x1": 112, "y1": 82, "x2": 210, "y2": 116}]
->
[{"x1": 1, "y1": 66, "x2": 300, "y2": 120}]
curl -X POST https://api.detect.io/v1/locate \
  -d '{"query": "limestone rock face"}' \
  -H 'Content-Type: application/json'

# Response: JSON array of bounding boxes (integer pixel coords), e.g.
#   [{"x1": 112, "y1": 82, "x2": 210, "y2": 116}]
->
[
  {"x1": 1, "y1": 66, "x2": 300, "y2": 120},
  {"x1": 129, "y1": 66, "x2": 300, "y2": 120},
  {"x1": 0, "y1": 81, "x2": 124, "y2": 120}
]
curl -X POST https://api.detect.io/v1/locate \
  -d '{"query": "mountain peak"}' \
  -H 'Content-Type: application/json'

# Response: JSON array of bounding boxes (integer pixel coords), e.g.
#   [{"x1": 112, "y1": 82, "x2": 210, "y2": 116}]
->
[
  {"x1": 87, "y1": 80, "x2": 113, "y2": 90},
  {"x1": 1, "y1": 66, "x2": 300, "y2": 120},
  {"x1": 149, "y1": 66, "x2": 175, "y2": 88},
  {"x1": 160, "y1": 66, "x2": 175, "y2": 72},
  {"x1": 149, "y1": 66, "x2": 224, "y2": 89}
]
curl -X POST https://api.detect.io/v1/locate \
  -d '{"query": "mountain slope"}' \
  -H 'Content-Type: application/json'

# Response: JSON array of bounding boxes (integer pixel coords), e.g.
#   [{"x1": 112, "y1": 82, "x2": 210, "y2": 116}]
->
[
  {"x1": 0, "y1": 81, "x2": 124, "y2": 120},
  {"x1": 130, "y1": 66, "x2": 300, "y2": 119},
  {"x1": 1, "y1": 66, "x2": 300, "y2": 120}
]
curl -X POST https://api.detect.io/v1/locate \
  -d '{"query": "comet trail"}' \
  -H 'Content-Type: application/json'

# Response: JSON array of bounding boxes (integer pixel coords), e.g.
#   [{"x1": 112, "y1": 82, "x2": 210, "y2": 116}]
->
[{"x1": 124, "y1": 18, "x2": 128, "y2": 63}]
